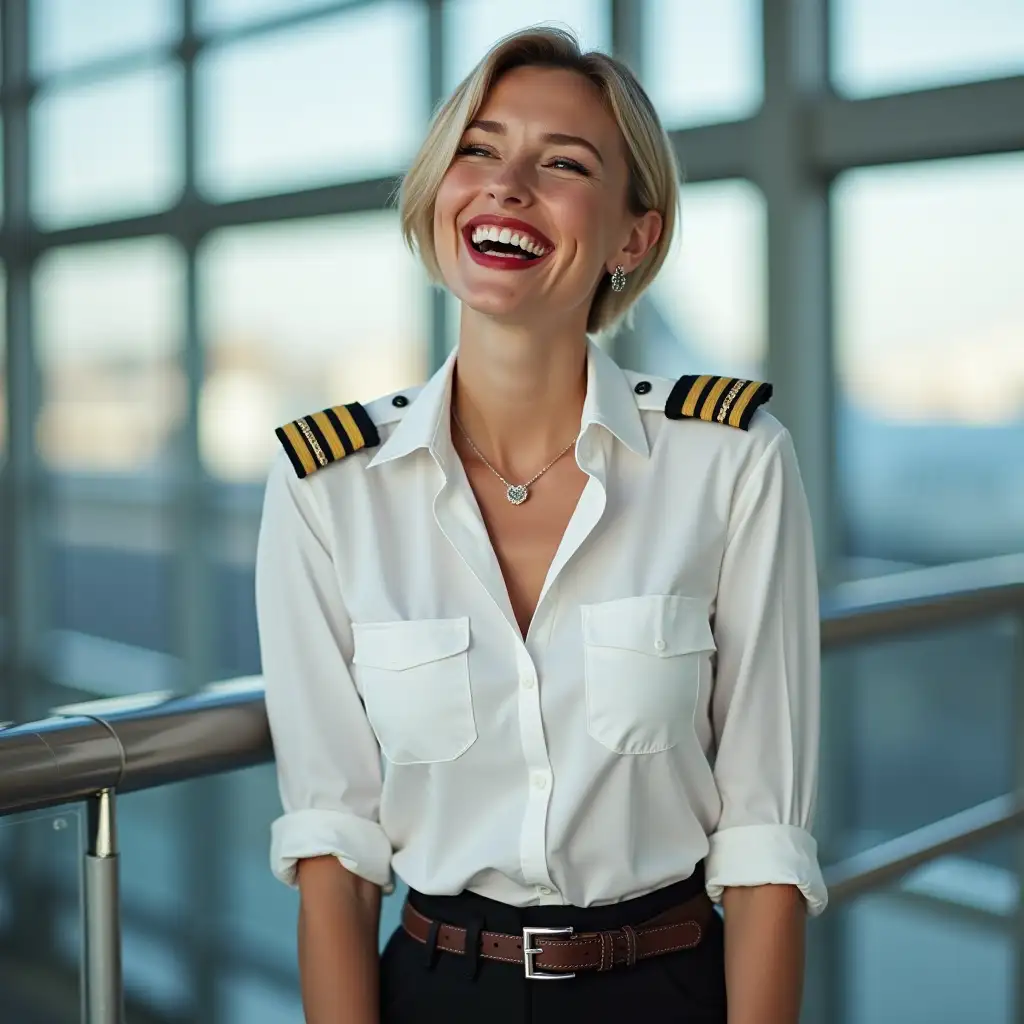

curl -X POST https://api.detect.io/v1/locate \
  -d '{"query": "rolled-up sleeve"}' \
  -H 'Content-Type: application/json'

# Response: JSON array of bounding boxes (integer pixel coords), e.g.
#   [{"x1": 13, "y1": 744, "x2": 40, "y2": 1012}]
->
[
  {"x1": 706, "y1": 427, "x2": 827, "y2": 916},
  {"x1": 255, "y1": 455, "x2": 393, "y2": 892}
]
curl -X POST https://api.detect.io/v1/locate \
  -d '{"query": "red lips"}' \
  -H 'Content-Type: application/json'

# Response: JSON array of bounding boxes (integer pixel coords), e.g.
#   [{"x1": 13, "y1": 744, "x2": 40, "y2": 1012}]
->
[{"x1": 461, "y1": 215, "x2": 555, "y2": 272}]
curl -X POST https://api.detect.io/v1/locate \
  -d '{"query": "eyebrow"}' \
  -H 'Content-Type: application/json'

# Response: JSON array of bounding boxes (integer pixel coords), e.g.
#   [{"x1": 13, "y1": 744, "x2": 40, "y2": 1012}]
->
[{"x1": 466, "y1": 119, "x2": 605, "y2": 166}]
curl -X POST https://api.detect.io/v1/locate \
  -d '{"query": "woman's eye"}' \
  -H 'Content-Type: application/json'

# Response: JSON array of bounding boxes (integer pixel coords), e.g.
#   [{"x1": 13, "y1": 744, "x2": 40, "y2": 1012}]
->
[
  {"x1": 548, "y1": 158, "x2": 590, "y2": 175},
  {"x1": 456, "y1": 144, "x2": 491, "y2": 157}
]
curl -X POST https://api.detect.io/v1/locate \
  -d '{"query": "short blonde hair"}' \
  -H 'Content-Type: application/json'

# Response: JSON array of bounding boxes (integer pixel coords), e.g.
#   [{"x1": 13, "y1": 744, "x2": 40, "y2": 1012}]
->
[{"x1": 398, "y1": 26, "x2": 680, "y2": 336}]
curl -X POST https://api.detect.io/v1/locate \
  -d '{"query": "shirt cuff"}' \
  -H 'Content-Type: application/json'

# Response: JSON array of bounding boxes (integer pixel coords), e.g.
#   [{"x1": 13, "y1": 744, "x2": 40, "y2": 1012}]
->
[
  {"x1": 270, "y1": 808, "x2": 395, "y2": 893},
  {"x1": 705, "y1": 823, "x2": 828, "y2": 916}
]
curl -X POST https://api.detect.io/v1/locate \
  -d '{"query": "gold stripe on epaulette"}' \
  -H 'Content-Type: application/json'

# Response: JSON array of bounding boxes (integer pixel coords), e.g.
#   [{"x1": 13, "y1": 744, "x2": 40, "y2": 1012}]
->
[
  {"x1": 664, "y1": 374, "x2": 773, "y2": 430},
  {"x1": 275, "y1": 400, "x2": 381, "y2": 479}
]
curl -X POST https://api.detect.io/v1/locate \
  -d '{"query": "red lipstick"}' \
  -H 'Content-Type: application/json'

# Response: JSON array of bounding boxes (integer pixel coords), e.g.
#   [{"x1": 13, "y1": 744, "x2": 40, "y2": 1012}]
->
[{"x1": 461, "y1": 216, "x2": 554, "y2": 272}]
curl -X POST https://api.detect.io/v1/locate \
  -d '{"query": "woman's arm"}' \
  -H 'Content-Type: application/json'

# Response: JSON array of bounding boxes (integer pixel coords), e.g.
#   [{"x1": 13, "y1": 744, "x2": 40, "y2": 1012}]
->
[
  {"x1": 704, "y1": 425, "x2": 828, "y2": 1011},
  {"x1": 722, "y1": 884, "x2": 806, "y2": 1024},
  {"x1": 256, "y1": 456, "x2": 395, "y2": 1019},
  {"x1": 297, "y1": 856, "x2": 382, "y2": 1024}
]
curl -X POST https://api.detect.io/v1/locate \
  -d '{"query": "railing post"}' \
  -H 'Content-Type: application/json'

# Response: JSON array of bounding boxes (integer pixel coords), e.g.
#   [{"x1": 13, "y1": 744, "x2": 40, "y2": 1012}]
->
[{"x1": 83, "y1": 789, "x2": 124, "y2": 1024}]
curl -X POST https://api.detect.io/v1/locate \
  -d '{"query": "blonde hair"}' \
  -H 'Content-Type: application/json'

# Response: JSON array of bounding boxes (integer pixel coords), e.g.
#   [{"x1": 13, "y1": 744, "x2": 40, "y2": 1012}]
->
[{"x1": 398, "y1": 26, "x2": 681, "y2": 336}]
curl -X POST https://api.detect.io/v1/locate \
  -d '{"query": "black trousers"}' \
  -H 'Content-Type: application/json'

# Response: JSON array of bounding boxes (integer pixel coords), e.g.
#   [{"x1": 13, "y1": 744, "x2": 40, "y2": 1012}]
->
[{"x1": 379, "y1": 867, "x2": 726, "y2": 1023}]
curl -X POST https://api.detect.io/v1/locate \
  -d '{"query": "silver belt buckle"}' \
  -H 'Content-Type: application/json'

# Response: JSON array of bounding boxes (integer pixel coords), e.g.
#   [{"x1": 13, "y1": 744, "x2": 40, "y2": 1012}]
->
[{"x1": 522, "y1": 926, "x2": 575, "y2": 980}]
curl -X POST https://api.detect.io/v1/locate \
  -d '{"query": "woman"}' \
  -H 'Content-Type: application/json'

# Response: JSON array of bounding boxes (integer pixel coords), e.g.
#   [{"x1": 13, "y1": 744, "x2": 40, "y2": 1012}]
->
[{"x1": 256, "y1": 26, "x2": 826, "y2": 1024}]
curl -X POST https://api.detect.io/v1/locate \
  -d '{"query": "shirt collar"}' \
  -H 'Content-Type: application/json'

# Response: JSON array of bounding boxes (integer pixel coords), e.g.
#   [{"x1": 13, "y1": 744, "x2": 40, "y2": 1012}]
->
[{"x1": 366, "y1": 338, "x2": 650, "y2": 469}]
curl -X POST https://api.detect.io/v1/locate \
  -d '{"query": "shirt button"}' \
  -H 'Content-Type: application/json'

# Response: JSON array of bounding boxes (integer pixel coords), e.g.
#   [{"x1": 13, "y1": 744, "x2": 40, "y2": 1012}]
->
[
  {"x1": 391, "y1": 394, "x2": 408, "y2": 407},
  {"x1": 654, "y1": 638, "x2": 667, "y2": 652},
  {"x1": 532, "y1": 772, "x2": 549, "y2": 791},
  {"x1": 633, "y1": 380, "x2": 652, "y2": 395},
  {"x1": 521, "y1": 674, "x2": 535, "y2": 689},
  {"x1": 537, "y1": 886, "x2": 552, "y2": 896}
]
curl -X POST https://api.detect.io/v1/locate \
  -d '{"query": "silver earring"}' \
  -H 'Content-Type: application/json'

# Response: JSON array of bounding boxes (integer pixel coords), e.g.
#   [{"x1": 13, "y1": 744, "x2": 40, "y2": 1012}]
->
[{"x1": 610, "y1": 265, "x2": 627, "y2": 292}]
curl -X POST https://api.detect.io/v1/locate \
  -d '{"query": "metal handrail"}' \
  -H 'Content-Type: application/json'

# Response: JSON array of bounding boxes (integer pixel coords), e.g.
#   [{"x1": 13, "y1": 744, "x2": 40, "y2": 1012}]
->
[
  {"x1": 2, "y1": 553, "x2": 1021, "y2": 819},
  {"x1": 824, "y1": 793, "x2": 1024, "y2": 905}
]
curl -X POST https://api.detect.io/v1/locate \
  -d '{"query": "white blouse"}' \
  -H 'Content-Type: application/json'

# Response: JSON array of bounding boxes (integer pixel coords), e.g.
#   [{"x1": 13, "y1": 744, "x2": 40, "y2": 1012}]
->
[{"x1": 255, "y1": 340, "x2": 828, "y2": 915}]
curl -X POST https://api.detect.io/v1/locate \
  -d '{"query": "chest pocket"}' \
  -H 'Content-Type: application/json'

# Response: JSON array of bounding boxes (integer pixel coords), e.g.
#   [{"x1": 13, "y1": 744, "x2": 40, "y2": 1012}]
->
[
  {"x1": 581, "y1": 595, "x2": 715, "y2": 755},
  {"x1": 352, "y1": 617, "x2": 476, "y2": 765}
]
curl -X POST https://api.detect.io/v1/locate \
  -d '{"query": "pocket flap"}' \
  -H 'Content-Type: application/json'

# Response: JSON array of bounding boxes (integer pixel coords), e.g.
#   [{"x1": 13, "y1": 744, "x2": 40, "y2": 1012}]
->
[
  {"x1": 352, "y1": 617, "x2": 470, "y2": 671},
  {"x1": 582, "y1": 596, "x2": 715, "y2": 657}
]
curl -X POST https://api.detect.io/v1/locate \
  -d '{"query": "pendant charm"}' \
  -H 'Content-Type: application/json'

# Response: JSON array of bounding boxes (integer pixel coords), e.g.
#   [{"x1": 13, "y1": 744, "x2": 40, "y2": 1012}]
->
[{"x1": 506, "y1": 484, "x2": 528, "y2": 505}]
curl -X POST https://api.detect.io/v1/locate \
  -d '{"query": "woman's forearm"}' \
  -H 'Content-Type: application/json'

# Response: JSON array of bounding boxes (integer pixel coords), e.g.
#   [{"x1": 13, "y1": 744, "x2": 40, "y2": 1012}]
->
[
  {"x1": 722, "y1": 884, "x2": 806, "y2": 1024},
  {"x1": 297, "y1": 856, "x2": 382, "y2": 1024}
]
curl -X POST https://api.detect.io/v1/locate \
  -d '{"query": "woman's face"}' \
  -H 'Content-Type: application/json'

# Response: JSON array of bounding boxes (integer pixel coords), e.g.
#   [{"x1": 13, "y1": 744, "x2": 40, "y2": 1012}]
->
[{"x1": 433, "y1": 65, "x2": 660, "y2": 329}]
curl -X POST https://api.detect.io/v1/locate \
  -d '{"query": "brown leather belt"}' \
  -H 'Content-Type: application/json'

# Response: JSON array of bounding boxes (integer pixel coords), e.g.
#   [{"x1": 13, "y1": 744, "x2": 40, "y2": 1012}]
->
[{"x1": 401, "y1": 890, "x2": 714, "y2": 980}]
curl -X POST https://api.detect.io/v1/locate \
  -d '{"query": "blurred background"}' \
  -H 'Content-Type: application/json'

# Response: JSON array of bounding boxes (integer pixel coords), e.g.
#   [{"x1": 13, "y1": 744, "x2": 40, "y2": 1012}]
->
[{"x1": 0, "y1": 0, "x2": 1021, "y2": 1021}]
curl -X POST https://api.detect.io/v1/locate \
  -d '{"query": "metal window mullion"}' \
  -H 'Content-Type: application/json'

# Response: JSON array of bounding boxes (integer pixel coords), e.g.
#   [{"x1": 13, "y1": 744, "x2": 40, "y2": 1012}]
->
[
  {"x1": 427, "y1": 0, "x2": 448, "y2": 372},
  {"x1": 757, "y1": 4, "x2": 843, "y2": 1024},
  {"x1": 178, "y1": 4, "x2": 228, "y2": 1024}
]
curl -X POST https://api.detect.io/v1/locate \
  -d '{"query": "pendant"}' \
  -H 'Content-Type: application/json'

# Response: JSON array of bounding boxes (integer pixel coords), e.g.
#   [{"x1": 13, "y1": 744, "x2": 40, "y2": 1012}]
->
[{"x1": 506, "y1": 483, "x2": 529, "y2": 505}]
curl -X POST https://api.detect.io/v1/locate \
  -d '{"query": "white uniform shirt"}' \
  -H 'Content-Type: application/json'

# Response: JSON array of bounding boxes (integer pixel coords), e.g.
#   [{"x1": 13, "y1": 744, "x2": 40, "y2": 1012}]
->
[{"x1": 256, "y1": 340, "x2": 828, "y2": 915}]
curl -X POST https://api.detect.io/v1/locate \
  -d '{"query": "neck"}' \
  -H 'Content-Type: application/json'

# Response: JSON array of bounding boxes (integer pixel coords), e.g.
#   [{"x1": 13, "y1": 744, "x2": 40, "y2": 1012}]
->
[{"x1": 451, "y1": 310, "x2": 588, "y2": 482}]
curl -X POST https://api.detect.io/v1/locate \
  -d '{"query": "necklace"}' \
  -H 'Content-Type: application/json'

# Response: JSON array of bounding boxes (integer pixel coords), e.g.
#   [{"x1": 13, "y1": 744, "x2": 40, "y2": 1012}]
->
[{"x1": 452, "y1": 411, "x2": 578, "y2": 505}]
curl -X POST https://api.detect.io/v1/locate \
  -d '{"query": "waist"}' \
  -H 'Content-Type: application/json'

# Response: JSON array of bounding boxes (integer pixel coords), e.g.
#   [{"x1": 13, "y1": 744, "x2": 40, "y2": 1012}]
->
[{"x1": 407, "y1": 862, "x2": 708, "y2": 934}]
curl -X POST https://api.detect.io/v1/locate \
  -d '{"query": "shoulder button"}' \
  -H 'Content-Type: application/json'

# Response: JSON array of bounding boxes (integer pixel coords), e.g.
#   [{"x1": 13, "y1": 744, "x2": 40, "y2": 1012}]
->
[
  {"x1": 391, "y1": 394, "x2": 409, "y2": 408},
  {"x1": 633, "y1": 380, "x2": 652, "y2": 396}
]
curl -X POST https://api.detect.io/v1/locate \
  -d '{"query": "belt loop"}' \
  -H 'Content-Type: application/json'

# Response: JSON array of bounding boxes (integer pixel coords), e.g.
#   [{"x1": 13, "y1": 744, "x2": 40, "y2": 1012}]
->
[
  {"x1": 463, "y1": 916, "x2": 484, "y2": 981},
  {"x1": 423, "y1": 919, "x2": 441, "y2": 971},
  {"x1": 621, "y1": 924, "x2": 639, "y2": 968}
]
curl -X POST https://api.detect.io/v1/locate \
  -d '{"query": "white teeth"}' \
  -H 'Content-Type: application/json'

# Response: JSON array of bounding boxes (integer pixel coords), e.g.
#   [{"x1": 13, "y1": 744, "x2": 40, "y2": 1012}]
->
[{"x1": 469, "y1": 224, "x2": 550, "y2": 256}]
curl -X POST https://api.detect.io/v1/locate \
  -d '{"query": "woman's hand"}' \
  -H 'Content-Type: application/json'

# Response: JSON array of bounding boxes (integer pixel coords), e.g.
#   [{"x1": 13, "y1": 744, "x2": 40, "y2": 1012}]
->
[
  {"x1": 297, "y1": 856, "x2": 382, "y2": 1024},
  {"x1": 722, "y1": 884, "x2": 806, "y2": 1023}
]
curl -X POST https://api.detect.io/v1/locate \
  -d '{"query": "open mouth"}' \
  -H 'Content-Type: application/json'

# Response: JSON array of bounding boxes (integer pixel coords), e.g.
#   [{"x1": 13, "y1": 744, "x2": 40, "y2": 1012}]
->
[{"x1": 467, "y1": 224, "x2": 551, "y2": 262}]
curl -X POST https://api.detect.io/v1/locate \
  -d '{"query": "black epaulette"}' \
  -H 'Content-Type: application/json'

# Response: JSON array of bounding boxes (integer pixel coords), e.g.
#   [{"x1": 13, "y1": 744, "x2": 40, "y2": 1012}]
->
[
  {"x1": 664, "y1": 375, "x2": 772, "y2": 430},
  {"x1": 275, "y1": 402, "x2": 380, "y2": 479}
]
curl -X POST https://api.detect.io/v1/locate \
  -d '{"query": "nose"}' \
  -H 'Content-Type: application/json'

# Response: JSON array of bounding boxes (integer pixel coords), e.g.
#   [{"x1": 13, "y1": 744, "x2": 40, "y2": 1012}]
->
[{"x1": 487, "y1": 158, "x2": 532, "y2": 208}]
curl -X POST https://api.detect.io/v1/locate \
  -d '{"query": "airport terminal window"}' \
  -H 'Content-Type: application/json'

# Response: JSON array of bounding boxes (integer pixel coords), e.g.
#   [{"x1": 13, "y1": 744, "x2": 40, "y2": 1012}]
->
[
  {"x1": 198, "y1": 212, "x2": 428, "y2": 484},
  {"x1": 197, "y1": 0, "x2": 345, "y2": 36},
  {"x1": 443, "y1": 0, "x2": 610, "y2": 91},
  {"x1": 831, "y1": 0, "x2": 1024, "y2": 98},
  {"x1": 35, "y1": 237, "x2": 186, "y2": 476},
  {"x1": 833, "y1": 152, "x2": 1024, "y2": 571},
  {"x1": 29, "y1": 0, "x2": 180, "y2": 77},
  {"x1": 31, "y1": 65, "x2": 183, "y2": 229},
  {"x1": 196, "y1": 1, "x2": 427, "y2": 200},
  {"x1": 642, "y1": 0, "x2": 761, "y2": 129},
  {"x1": 627, "y1": 179, "x2": 766, "y2": 380}
]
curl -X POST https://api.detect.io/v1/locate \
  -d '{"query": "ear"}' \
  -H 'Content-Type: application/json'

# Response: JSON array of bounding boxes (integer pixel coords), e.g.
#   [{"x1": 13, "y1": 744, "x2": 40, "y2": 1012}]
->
[{"x1": 608, "y1": 209, "x2": 663, "y2": 275}]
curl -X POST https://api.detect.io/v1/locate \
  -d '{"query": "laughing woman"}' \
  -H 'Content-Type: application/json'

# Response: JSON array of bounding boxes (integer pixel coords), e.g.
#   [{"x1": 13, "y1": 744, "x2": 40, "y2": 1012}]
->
[{"x1": 256, "y1": 26, "x2": 827, "y2": 1024}]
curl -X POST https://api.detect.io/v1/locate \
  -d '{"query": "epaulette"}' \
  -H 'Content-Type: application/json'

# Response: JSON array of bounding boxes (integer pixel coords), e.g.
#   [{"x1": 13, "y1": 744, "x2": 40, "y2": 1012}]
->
[
  {"x1": 275, "y1": 402, "x2": 380, "y2": 479},
  {"x1": 664, "y1": 375, "x2": 772, "y2": 430}
]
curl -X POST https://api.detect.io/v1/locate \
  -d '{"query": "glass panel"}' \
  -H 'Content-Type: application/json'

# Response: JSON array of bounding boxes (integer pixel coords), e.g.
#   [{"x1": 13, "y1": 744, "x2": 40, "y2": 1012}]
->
[
  {"x1": 198, "y1": 213, "x2": 427, "y2": 483},
  {"x1": 833, "y1": 154, "x2": 1024, "y2": 572},
  {"x1": 622, "y1": 179, "x2": 766, "y2": 379},
  {"x1": 35, "y1": 237, "x2": 186, "y2": 475},
  {"x1": 32, "y1": 66, "x2": 183, "y2": 228},
  {"x1": 832, "y1": 0, "x2": 1024, "y2": 98},
  {"x1": 443, "y1": 0, "x2": 610, "y2": 92},
  {"x1": 809, "y1": 836, "x2": 1016, "y2": 1024},
  {"x1": 822, "y1": 619, "x2": 1017, "y2": 862},
  {"x1": 197, "y1": 2, "x2": 427, "y2": 200},
  {"x1": 30, "y1": 0, "x2": 180, "y2": 76},
  {"x1": 197, "y1": 0, "x2": 344, "y2": 35},
  {"x1": 114, "y1": 785, "x2": 194, "y2": 1017},
  {"x1": 642, "y1": 0, "x2": 761, "y2": 128},
  {"x1": 0, "y1": 808, "x2": 84, "y2": 1021}
]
